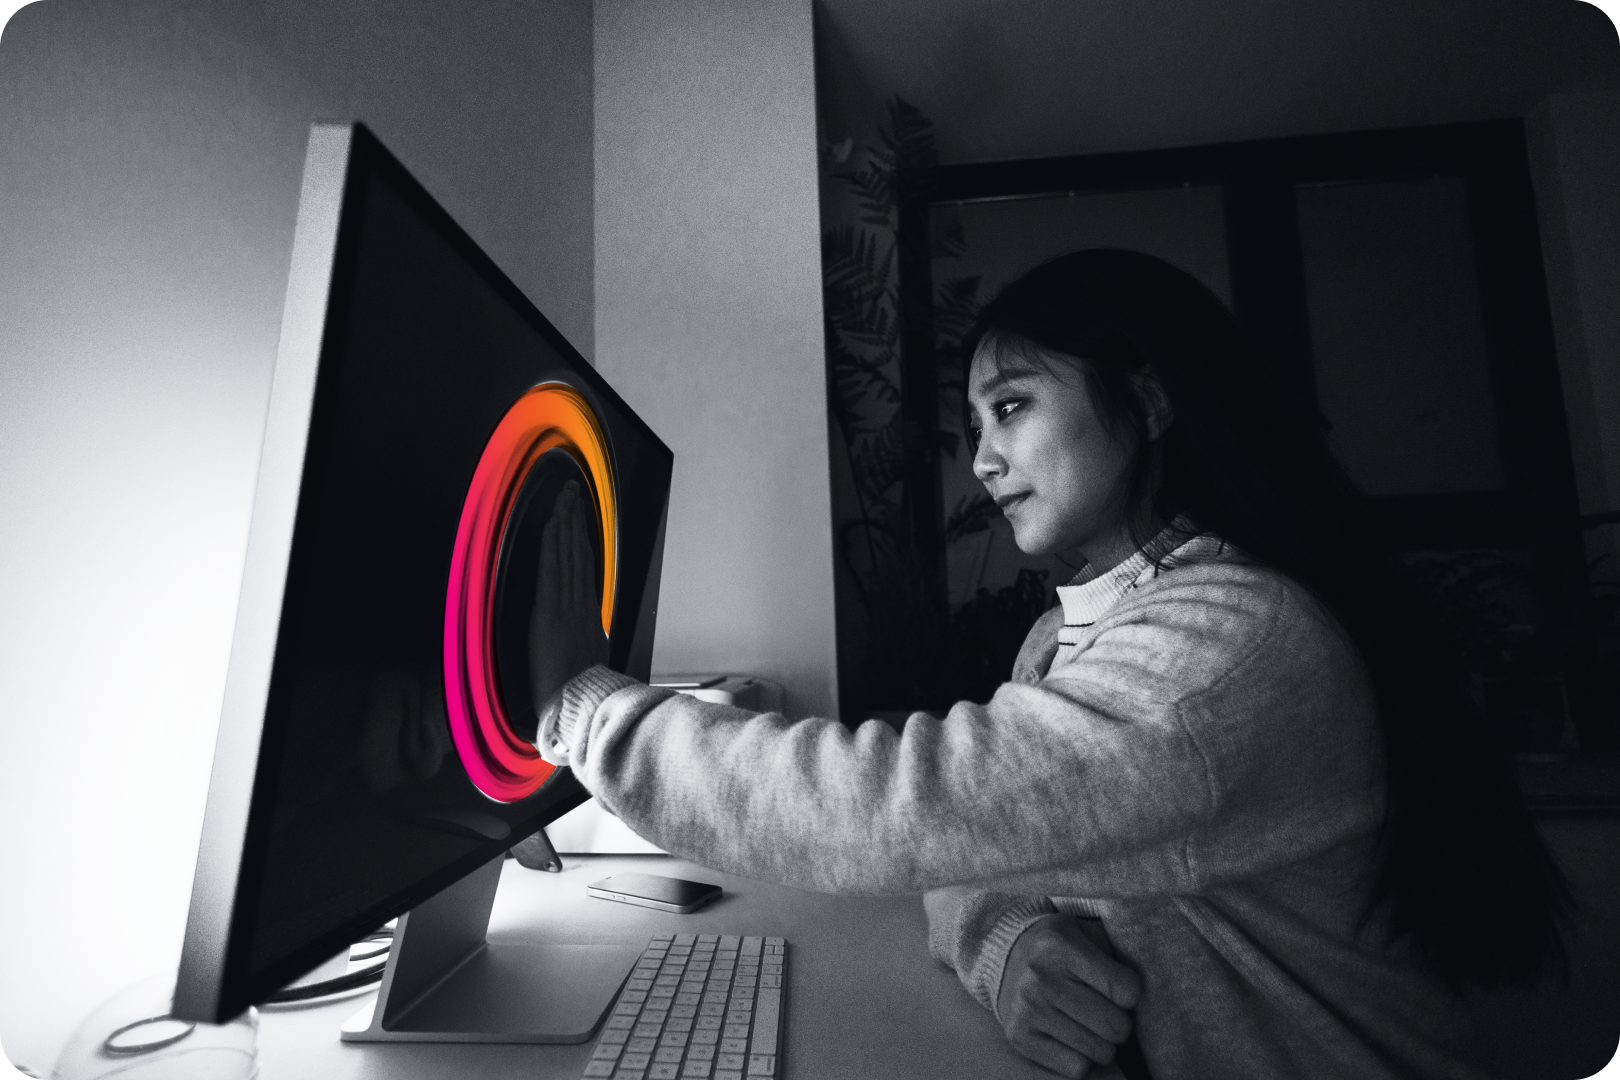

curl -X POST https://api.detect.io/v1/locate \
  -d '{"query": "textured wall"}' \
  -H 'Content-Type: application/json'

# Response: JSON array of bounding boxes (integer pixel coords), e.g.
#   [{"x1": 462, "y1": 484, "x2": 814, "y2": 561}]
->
[
  {"x1": 594, "y1": 0, "x2": 838, "y2": 719},
  {"x1": 0, "y1": 0, "x2": 593, "y2": 1068}
]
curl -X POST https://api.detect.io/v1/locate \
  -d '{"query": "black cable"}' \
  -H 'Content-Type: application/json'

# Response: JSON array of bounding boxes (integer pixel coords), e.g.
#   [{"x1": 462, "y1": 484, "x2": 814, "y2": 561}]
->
[
  {"x1": 263, "y1": 928, "x2": 394, "y2": 1004},
  {"x1": 264, "y1": 961, "x2": 387, "y2": 1003}
]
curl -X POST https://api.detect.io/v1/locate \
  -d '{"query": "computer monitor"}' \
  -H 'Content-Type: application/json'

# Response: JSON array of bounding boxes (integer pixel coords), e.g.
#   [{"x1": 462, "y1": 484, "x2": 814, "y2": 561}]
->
[{"x1": 172, "y1": 122, "x2": 673, "y2": 1041}]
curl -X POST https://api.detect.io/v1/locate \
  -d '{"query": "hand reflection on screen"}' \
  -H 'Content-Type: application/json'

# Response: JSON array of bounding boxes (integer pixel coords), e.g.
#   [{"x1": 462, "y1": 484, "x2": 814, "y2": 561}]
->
[
  {"x1": 358, "y1": 665, "x2": 454, "y2": 793},
  {"x1": 529, "y1": 480, "x2": 610, "y2": 714}
]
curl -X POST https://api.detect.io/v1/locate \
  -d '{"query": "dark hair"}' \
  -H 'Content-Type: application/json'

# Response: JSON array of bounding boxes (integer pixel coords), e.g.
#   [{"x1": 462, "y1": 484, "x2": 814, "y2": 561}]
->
[{"x1": 963, "y1": 248, "x2": 1568, "y2": 989}]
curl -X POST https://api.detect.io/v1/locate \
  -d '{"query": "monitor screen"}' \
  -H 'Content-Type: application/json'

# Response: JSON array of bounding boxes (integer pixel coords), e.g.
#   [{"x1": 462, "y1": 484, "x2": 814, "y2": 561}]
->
[{"x1": 174, "y1": 123, "x2": 672, "y2": 1024}]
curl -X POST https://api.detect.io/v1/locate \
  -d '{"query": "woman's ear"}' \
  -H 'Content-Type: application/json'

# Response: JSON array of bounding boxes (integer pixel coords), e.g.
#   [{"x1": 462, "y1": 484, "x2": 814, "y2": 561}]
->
[{"x1": 1134, "y1": 369, "x2": 1174, "y2": 441}]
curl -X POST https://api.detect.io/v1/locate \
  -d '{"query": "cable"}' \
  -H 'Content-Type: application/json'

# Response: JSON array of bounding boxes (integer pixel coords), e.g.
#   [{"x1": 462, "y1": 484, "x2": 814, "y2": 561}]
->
[
  {"x1": 263, "y1": 962, "x2": 386, "y2": 1003},
  {"x1": 263, "y1": 928, "x2": 394, "y2": 1004}
]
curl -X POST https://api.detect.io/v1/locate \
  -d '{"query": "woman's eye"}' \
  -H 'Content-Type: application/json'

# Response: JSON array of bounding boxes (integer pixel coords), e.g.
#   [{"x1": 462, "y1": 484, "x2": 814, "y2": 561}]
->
[{"x1": 994, "y1": 399, "x2": 1023, "y2": 421}]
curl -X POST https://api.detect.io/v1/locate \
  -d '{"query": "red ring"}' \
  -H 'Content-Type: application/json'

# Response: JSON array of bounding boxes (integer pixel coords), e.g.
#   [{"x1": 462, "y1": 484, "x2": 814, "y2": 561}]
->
[{"x1": 443, "y1": 383, "x2": 616, "y2": 803}]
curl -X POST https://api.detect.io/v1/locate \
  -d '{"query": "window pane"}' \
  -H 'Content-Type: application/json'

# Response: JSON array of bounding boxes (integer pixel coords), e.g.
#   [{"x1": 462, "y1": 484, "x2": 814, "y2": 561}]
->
[{"x1": 1296, "y1": 176, "x2": 1505, "y2": 495}]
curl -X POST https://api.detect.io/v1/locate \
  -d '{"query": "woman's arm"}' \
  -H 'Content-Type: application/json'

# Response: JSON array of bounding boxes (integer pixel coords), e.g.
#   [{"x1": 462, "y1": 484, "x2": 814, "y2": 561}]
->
[
  {"x1": 536, "y1": 492, "x2": 1374, "y2": 898},
  {"x1": 542, "y1": 661, "x2": 1220, "y2": 897}
]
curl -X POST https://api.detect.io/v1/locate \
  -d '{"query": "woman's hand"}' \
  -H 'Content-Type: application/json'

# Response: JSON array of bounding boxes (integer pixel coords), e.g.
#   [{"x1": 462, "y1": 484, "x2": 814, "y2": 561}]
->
[
  {"x1": 996, "y1": 913, "x2": 1142, "y2": 1078},
  {"x1": 529, "y1": 481, "x2": 610, "y2": 720}
]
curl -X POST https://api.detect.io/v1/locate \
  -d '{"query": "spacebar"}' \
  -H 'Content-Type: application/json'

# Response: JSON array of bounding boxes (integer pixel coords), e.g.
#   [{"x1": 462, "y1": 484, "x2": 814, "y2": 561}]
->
[{"x1": 752, "y1": 987, "x2": 781, "y2": 1052}]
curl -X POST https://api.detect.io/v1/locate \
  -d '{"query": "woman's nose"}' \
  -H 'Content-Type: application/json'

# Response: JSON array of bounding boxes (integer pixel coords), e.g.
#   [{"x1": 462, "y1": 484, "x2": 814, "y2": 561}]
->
[{"x1": 972, "y1": 436, "x2": 1005, "y2": 483}]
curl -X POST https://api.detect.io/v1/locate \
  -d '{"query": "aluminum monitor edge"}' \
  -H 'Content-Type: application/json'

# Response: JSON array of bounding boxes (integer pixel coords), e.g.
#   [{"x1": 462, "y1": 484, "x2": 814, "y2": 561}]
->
[{"x1": 173, "y1": 123, "x2": 354, "y2": 1022}]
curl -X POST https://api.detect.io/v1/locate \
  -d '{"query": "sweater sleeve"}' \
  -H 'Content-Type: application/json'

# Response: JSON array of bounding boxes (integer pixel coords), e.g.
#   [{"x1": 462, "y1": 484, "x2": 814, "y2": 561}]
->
[
  {"x1": 924, "y1": 887, "x2": 1056, "y2": 1016},
  {"x1": 549, "y1": 565, "x2": 1372, "y2": 899}
]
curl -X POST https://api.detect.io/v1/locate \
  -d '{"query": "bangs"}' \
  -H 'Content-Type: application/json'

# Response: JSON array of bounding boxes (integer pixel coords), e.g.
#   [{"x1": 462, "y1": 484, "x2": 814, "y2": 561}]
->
[{"x1": 971, "y1": 327, "x2": 1087, "y2": 387}]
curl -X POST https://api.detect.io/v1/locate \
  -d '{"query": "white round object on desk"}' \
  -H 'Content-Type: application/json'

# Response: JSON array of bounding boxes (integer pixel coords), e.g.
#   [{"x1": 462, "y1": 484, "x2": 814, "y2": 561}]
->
[{"x1": 51, "y1": 975, "x2": 257, "y2": 1080}]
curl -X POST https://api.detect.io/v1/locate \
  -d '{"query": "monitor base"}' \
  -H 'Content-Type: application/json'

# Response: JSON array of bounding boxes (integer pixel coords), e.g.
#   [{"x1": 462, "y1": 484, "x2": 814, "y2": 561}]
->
[{"x1": 340, "y1": 856, "x2": 637, "y2": 1043}]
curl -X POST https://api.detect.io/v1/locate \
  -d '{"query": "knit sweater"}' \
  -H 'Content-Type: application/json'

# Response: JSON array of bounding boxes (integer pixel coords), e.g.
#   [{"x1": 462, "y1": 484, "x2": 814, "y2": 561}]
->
[{"x1": 544, "y1": 536, "x2": 1490, "y2": 1079}]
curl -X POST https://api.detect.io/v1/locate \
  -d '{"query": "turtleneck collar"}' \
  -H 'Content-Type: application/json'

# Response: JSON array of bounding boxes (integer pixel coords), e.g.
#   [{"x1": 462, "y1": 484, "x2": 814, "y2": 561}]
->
[{"x1": 1054, "y1": 516, "x2": 1225, "y2": 649}]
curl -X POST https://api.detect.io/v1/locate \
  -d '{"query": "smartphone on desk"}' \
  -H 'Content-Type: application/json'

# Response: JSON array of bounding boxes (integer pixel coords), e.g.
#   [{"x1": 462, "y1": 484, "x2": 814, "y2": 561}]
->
[{"x1": 587, "y1": 872, "x2": 723, "y2": 914}]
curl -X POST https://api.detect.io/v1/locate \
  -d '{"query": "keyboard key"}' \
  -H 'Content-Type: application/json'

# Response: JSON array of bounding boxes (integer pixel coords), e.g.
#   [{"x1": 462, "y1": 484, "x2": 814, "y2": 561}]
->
[
  {"x1": 748, "y1": 1056, "x2": 775, "y2": 1076},
  {"x1": 649, "y1": 1066, "x2": 680, "y2": 1080},
  {"x1": 695, "y1": 1016, "x2": 723, "y2": 1030},
  {"x1": 666, "y1": 1018, "x2": 694, "y2": 1033},
  {"x1": 606, "y1": 1016, "x2": 636, "y2": 1031},
  {"x1": 621, "y1": 1053, "x2": 652, "y2": 1069},
  {"x1": 602, "y1": 1029, "x2": 631, "y2": 1046},
  {"x1": 691, "y1": 1029, "x2": 719, "y2": 1044},
  {"x1": 760, "y1": 975, "x2": 780, "y2": 988},
  {"x1": 594, "y1": 1043, "x2": 624, "y2": 1060},
  {"x1": 584, "y1": 1064, "x2": 615, "y2": 1079},
  {"x1": 741, "y1": 937, "x2": 761, "y2": 956},
  {"x1": 660, "y1": 1031, "x2": 689, "y2": 1048},
  {"x1": 675, "y1": 934, "x2": 696, "y2": 946},
  {"x1": 628, "y1": 1038, "x2": 658, "y2": 1054},
  {"x1": 752, "y1": 988, "x2": 781, "y2": 1053},
  {"x1": 714, "y1": 1072, "x2": 742, "y2": 1080},
  {"x1": 716, "y1": 1054, "x2": 746, "y2": 1070},
  {"x1": 723, "y1": 1024, "x2": 750, "y2": 1039},
  {"x1": 655, "y1": 1048, "x2": 684, "y2": 1064},
  {"x1": 617, "y1": 1072, "x2": 647, "y2": 1080},
  {"x1": 688, "y1": 1042, "x2": 716, "y2": 1059},
  {"x1": 720, "y1": 1038, "x2": 748, "y2": 1053},
  {"x1": 671, "y1": 1005, "x2": 697, "y2": 1018},
  {"x1": 682, "y1": 1063, "x2": 712, "y2": 1078}
]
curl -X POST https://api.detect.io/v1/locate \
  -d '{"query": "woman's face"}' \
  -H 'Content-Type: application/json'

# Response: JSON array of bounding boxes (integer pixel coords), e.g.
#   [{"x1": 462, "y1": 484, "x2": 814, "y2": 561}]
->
[{"x1": 967, "y1": 346, "x2": 1137, "y2": 566}]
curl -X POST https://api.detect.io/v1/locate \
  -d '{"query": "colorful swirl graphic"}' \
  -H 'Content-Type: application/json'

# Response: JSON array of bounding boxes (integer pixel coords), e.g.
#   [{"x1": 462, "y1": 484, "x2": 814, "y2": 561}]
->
[{"x1": 444, "y1": 382, "x2": 616, "y2": 803}]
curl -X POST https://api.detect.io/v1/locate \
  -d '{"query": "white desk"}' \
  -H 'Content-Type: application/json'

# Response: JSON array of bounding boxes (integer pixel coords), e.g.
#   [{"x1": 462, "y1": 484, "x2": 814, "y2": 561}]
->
[{"x1": 255, "y1": 854, "x2": 1056, "y2": 1079}]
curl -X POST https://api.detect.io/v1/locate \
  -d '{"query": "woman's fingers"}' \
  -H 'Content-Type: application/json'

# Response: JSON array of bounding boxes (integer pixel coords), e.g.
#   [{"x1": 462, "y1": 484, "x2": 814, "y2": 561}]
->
[
  {"x1": 1003, "y1": 976, "x2": 1124, "y2": 1073},
  {"x1": 1013, "y1": 1030, "x2": 1092, "y2": 1079},
  {"x1": 1046, "y1": 916, "x2": 1142, "y2": 1011},
  {"x1": 1031, "y1": 996, "x2": 1119, "y2": 1067},
  {"x1": 538, "y1": 502, "x2": 562, "y2": 615},
  {"x1": 1047, "y1": 979, "x2": 1133, "y2": 1047},
  {"x1": 559, "y1": 482, "x2": 579, "y2": 611}
]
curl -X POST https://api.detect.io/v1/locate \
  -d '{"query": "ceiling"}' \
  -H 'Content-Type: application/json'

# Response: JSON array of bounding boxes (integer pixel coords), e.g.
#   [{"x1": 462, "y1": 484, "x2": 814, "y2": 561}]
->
[{"x1": 815, "y1": 0, "x2": 1620, "y2": 162}]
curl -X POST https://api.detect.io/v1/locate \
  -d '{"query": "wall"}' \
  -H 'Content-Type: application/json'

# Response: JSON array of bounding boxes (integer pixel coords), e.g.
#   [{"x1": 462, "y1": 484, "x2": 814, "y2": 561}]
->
[
  {"x1": 0, "y1": 0, "x2": 593, "y2": 1069},
  {"x1": 594, "y1": 0, "x2": 838, "y2": 719}
]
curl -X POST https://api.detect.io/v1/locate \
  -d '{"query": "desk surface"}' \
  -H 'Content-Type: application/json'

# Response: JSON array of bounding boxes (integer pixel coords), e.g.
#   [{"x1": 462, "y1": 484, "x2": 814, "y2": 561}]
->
[{"x1": 256, "y1": 854, "x2": 1056, "y2": 1079}]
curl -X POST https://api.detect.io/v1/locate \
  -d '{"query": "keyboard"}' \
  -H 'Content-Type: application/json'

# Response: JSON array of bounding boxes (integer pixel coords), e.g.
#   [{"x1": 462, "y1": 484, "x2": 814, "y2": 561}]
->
[{"x1": 581, "y1": 932, "x2": 786, "y2": 1080}]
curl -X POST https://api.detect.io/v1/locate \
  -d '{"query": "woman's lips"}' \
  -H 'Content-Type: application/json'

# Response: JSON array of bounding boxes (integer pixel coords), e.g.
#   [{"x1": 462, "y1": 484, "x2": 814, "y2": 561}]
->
[{"x1": 995, "y1": 492, "x2": 1030, "y2": 514}]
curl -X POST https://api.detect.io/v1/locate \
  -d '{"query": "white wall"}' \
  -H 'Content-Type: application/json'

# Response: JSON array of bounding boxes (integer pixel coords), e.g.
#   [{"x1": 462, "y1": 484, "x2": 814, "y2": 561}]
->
[
  {"x1": 0, "y1": 0, "x2": 593, "y2": 1069},
  {"x1": 594, "y1": 0, "x2": 838, "y2": 719}
]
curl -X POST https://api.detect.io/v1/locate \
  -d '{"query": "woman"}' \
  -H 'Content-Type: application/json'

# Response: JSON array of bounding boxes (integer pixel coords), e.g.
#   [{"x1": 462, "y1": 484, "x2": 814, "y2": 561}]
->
[{"x1": 532, "y1": 250, "x2": 1567, "y2": 1079}]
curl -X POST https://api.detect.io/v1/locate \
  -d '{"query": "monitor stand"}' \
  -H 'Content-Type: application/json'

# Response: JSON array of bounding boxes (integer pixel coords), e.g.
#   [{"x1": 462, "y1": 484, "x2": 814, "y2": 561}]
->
[{"x1": 341, "y1": 855, "x2": 637, "y2": 1043}]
